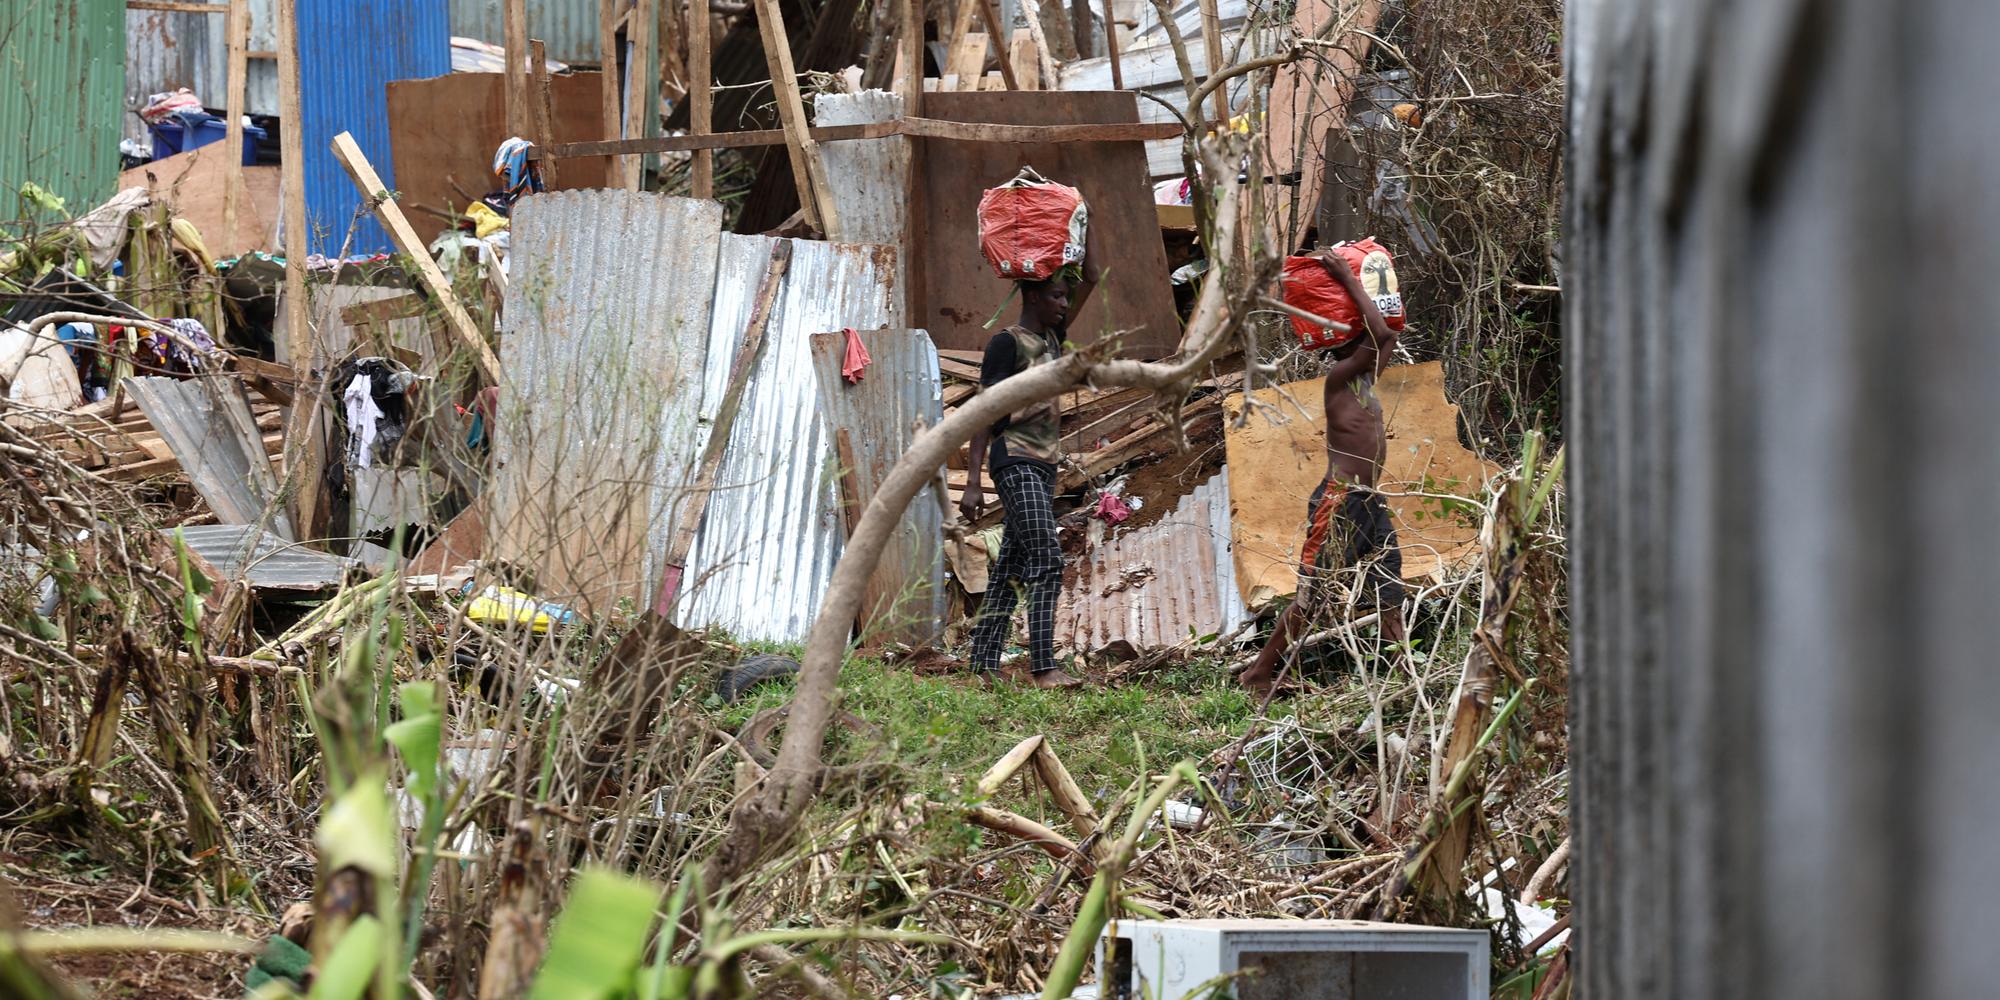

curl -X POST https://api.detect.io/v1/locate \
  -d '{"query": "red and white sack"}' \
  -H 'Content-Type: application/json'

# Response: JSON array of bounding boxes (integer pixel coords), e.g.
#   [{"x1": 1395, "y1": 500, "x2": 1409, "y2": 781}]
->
[
  {"x1": 1279, "y1": 238, "x2": 1406, "y2": 350},
  {"x1": 977, "y1": 167, "x2": 1088, "y2": 280}
]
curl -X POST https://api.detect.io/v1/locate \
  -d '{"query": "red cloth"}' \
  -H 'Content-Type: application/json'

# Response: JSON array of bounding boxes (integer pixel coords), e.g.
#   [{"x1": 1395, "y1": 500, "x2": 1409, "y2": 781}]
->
[
  {"x1": 977, "y1": 168, "x2": 1088, "y2": 280},
  {"x1": 1280, "y1": 239, "x2": 1406, "y2": 351},
  {"x1": 1093, "y1": 491, "x2": 1132, "y2": 525},
  {"x1": 840, "y1": 327, "x2": 871, "y2": 383}
]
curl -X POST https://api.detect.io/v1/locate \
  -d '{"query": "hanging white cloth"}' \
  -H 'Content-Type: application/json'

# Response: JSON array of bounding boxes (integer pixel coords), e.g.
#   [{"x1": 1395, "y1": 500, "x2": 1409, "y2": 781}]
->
[{"x1": 343, "y1": 373, "x2": 383, "y2": 469}]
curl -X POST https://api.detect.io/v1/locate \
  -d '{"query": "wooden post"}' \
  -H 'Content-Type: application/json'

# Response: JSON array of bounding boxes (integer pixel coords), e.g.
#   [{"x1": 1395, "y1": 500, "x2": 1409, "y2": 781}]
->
[
  {"x1": 222, "y1": 0, "x2": 248, "y2": 252},
  {"x1": 622, "y1": 0, "x2": 657, "y2": 190},
  {"x1": 530, "y1": 40, "x2": 560, "y2": 187},
  {"x1": 1103, "y1": 0, "x2": 1123, "y2": 90},
  {"x1": 600, "y1": 0, "x2": 623, "y2": 179},
  {"x1": 975, "y1": 0, "x2": 1020, "y2": 90},
  {"x1": 1199, "y1": 0, "x2": 1228, "y2": 125},
  {"x1": 900, "y1": 0, "x2": 929, "y2": 108},
  {"x1": 1070, "y1": 0, "x2": 1094, "y2": 57},
  {"x1": 750, "y1": 0, "x2": 839, "y2": 233},
  {"x1": 503, "y1": 0, "x2": 530, "y2": 135},
  {"x1": 329, "y1": 132, "x2": 505, "y2": 386},
  {"x1": 690, "y1": 0, "x2": 713, "y2": 199},
  {"x1": 275, "y1": 0, "x2": 319, "y2": 538}
]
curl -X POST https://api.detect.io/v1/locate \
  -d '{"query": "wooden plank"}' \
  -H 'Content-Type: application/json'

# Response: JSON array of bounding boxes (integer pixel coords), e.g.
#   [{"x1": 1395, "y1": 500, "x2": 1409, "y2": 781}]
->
[
  {"x1": 600, "y1": 0, "x2": 622, "y2": 179},
  {"x1": 689, "y1": 0, "x2": 713, "y2": 198},
  {"x1": 1014, "y1": 0, "x2": 1059, "y2": 87},
  {"x1": 222, "y1": 0, "x2": 249, "y2": 254},
  {"x1": 944, "y1": 32, "x2": 988, "y2": 88},
  {"x1": 1102, "y1": 0, "x2": 1122, "y2": 89},
  {"x1": 1009, "y1": 29, "x2": 1042, "y2": 90},
  {"x1": 543, "y1": 116, "x2": 1183, "y2": 158},
  {"x1": 329, "y1": 132, "x2": 504, "y2": 386},
  {"x1": 941, "y1": 0, "x2": 981, "y2": 94},
  {"x1": 622, "y1": 0, "x2": 658, "y2": 190},
  {"x1": 529, "y1": 40, "x2": 560, "y2": 187},
  {"x1": 975, "y1": 0, "x2": 1020, "y2": 89},
  {"x1": 903, "y1": 0, "x2": 926, "y2": 119},
  {"x1": 338, "y1": 291, "x2": 428, "y2": 327},
  {"x1": 832, "y1": 428, "x2": 863, "y2": 533},
  {"x1": 750, "y1": 0, "x2": 839, "y2": 232},
  {"x1": 128, "y1": 1, "x2": 228, "y2": 11},
  {"x1": 504, "y1": 0, "x2": 531, "y2": 135},
  {"x1": 275, "y1": 0, "x2": 319, "y2": 538},
  {"x1": 654, "y1": 240, "x2": 793, "y2": 610},
  {"x1": 1198, "y1": 0, "x2": 1227, "y2": 125},
  {"x1": 917, "y1": 90, "x2": 1180, "y2": 355},
  {"x1": 386, "y1": 72, "x2": 611, "y2": 245}
]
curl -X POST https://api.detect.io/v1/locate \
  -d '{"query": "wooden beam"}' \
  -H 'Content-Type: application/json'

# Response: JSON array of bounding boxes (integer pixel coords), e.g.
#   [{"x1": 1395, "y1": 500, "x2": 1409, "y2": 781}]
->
[
  {"x1": 656, "y1": 241, "x2": 793, "y2": 609},
  {"x1": 751, "y1": 0, "x2": 838, "y2": 232},
  {"x1": 529, "y1": 39, "x2": 560, "y2": 186},
  {"x1": 898, "y1": 0, "x2": 926, "y2": 110},
  {"x1": 329, "y1": 132, "x2": 504, "y2": 386},
  {"x1": 600, "y1": 0, "x2": 623, "y2": 179},
  {"x1": 504, "y1": 0, "x2": 531, "y2": 136},
  {"x1": 275, "y1": 0, "x2": 319, "y2": 539},
  {"x1": 689, "y1": 0, "x2": 713, "y2": 198},
  {"x1": 1103, "y1": 0, "x2": 1123, "y2": 89},
  {"x1": 222, "y1": 0, "x2": 249, "y2": 258},
  {"x1": 338, "y1": 291, "x2": 428, "y2": 327},
  {"x1": 540, "y1": 116, "x2": 1183, "y2": 158},
  {"x1": 1198, "y1": 0, "x2": 1228, "y2": 125},
  {"x1": 1015, "y1": 0, "x2": 1059, "y2": 87},
  {"x1": 128, "y1": 1, "x2": 228, "y2": 12},
  {"x1": 974, "y1": 0, "x2": 1020, "y2": 89},
  {"x1": 622, "y1": 0, "x2": 658, "y2": 190}
]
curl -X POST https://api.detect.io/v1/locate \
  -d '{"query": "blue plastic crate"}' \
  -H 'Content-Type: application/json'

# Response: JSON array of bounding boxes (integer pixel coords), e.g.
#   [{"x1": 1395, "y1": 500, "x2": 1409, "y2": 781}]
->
[{"x1": 149, "y1": 117, "x2": 266, "y2": 166}]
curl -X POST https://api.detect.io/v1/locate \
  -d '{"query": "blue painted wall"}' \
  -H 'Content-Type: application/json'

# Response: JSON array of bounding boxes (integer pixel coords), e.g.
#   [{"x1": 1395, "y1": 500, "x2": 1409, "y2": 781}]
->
[{"x1": 296, "y1": 0, "x2": 451, "y2": 254}]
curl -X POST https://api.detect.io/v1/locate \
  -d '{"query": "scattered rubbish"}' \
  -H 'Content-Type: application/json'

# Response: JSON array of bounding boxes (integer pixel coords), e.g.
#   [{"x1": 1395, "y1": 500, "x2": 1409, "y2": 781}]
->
[{"x1": 461, "y1": 583, "x2": 581, "y2": 634}]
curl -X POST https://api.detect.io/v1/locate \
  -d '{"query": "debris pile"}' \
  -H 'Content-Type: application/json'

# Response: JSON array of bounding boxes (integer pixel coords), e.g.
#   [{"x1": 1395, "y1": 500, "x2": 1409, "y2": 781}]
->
[{"x1": 0, "y1": 0, "x2": 1571, "y2": 996}]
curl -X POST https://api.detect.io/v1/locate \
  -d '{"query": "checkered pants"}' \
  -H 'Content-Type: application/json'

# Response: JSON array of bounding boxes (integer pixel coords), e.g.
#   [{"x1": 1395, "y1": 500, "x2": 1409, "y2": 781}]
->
[{"x1": 971, "y1": 462, "x2": 1061, "y2": 675}]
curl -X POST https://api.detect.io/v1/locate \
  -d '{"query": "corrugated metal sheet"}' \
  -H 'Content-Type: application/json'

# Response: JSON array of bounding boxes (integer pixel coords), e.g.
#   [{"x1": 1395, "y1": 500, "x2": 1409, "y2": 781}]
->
[
  {"x1": 449, "y1": 0, "x2": 611, "y2": 66},
  {"x1": 675, "y1": 237, "x2": 898, "y2": 642},
  {"x1": 123, "y1": 375, "x2": 295, "y2": 539},
  {"x1": 807, "y1": 328, "x2": 946, "y2": 648},
  {"x1": 493, "y1": 189, "x2": 723, "y2": 614},
  {"x1": 814, "y1": 92, "x2": 907, "y2": 243},
  {"x1": 295, "y1": 0, "x2": 451, "y2": 253},
  {"x1": 274, "y1": 282, "x2": 434, "y2": 369},
  {"x1": 0, "y1": 0, "x2": 125, "y2": 214},
  {"x1": 1058, "y1": 32, "x2": 1269, "y2": 178},
  {"x1": 124, "y1": 3, "x2": 281, "y2": 150},
  {"x1": 1058, "y1": 468, "x2": 1246, "y2": 654},
  {"x1": 168, "y1": 524, "x2": 355, "y2": 590}
]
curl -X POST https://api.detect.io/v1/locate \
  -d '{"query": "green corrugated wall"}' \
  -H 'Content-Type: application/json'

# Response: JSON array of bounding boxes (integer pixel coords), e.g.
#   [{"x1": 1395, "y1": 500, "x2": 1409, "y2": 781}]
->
[{"x1": 0, "y1": 0, "x2": 125, "y2": 224}]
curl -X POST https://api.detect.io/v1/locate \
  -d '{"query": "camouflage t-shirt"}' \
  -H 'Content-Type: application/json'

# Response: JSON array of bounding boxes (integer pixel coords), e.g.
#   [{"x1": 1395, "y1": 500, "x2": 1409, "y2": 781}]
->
[{"x1": 980, "y1": 326, "x2": 1063, "y2": 474}]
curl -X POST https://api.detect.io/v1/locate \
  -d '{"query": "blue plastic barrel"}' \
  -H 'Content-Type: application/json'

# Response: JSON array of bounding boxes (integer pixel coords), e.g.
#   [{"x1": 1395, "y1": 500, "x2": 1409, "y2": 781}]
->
[{"x1": 149, "y1": 117, "x2": 267, "y2": 165}]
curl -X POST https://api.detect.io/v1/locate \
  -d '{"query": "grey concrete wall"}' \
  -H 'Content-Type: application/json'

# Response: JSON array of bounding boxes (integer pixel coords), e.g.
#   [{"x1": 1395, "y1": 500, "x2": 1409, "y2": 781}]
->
[{"x1": 1565, "y1": 1, "x2": 2000, "y2": 997}]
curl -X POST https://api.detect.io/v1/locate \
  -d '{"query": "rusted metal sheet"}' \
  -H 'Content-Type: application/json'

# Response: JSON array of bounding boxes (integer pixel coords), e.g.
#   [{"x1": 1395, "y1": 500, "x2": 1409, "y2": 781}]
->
[
  {"x1": 1057, "y1": 468, "x2": 1245, "y2": 654},
  {"x1": 808, "y1": 328, "x2": 946, "y2": 648},
  {"x1": 1, "y1": 0, "x2": 125, "y2": 213},
  {"x1": 674, "y1": 237, "x2": 899, "y2": 643},
  {"x1": 123, "y1": 375, "x2": 295, "y2": 540},
  {"x1": 493, "y1": 189, "x2": 724, "y2": 614},
  {"x1": 167, "y1": 523, "x2": 354, "y2": 591}
]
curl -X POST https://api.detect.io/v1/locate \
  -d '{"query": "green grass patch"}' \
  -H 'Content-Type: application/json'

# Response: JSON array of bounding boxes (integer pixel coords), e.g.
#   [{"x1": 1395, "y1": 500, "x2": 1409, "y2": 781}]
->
[{"x1": 711, "y1": 654, "x2": 1260, "y2": 799}]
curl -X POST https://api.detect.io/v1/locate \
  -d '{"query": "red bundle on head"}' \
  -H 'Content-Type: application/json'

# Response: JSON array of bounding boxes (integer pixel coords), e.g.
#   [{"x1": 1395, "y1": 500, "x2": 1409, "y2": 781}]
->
[
  {"x1": 1280, "y1": 239, "x2": 1406, "y2": 350},
  {"x1": 977, "y1": 167, "x2": 1089, "y2": 280}
]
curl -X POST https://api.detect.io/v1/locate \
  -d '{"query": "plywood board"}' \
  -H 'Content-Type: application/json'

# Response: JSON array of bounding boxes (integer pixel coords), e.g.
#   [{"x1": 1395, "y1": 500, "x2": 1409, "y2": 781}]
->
[
  {"x1": 119, "y1": 145, "x2": 281, "y2": 257},
  {"x1": 1222, "y1": 361, "x2": 1497, "y2": 605},
  {"x1": 386, "y1": 71, "x2": 614, "y2": 246},
  {"x1": 916, "y1": 90, "x2": 1180, "y2": 357}
]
